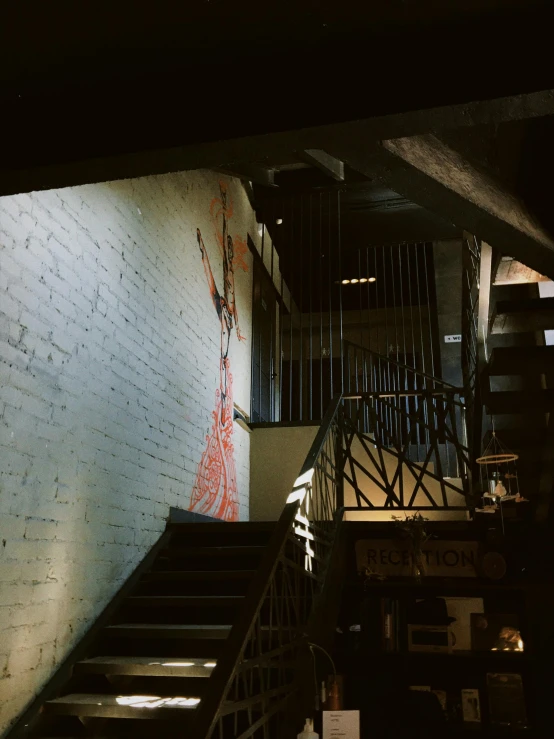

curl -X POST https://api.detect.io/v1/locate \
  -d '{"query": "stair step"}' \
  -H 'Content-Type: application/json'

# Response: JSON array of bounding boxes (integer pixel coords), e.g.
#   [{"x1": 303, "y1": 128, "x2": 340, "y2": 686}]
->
[
  {"x1": 136, "y1": 570, "x2": 255, "y2": 596},
  {"x1": 488, "y1": 346, "x2": 554, "y2": 375},
  {"x1": 485, "y1": 390, "x2": 554, "y2": 414},
  {"x1": 482, "y1": 428, "x2": 547, "y2": 452},
  {"x1": 161, "y1": 545, "x2": 265, "y2": 558},
  {"x1": 142, "y1": 570, "x2": 256, "y2": 582},
  {"x1": 491, "y1": 297, "x2": 554, "y2": 334},
  {"x1": 155, "y1": 546, "x2": 265, "y2": 571},
  {"x1": 168, "y1": 522, "x2": 274, "y2": 547},
  {"x1": 75, "y1": 656, "x2": 217, "y2": 677},
  {"x1": 44, "y1": 693, "x2": 200, "y2": 720},
  {"x1": 167, "y1": 522, "x2": 273, "y2": 533},
  {"x1": 105, "y1": 624, "x2": 232, "y2": 639},
  {"x1": 126, "y1": 595, "x2": 244, "y2": 608}
]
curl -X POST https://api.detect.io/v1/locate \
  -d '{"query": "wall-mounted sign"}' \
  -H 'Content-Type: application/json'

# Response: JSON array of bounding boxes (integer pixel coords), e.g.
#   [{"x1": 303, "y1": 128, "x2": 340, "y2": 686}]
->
[{"x1": 355, "y1": 539, "x2": 479, "y2": 578}]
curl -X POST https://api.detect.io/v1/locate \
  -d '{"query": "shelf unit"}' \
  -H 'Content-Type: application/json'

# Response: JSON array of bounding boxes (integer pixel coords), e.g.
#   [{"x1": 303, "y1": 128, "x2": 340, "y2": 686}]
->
[{"x1": 334, "y1": 576, "x2": 534, "y2": 735}]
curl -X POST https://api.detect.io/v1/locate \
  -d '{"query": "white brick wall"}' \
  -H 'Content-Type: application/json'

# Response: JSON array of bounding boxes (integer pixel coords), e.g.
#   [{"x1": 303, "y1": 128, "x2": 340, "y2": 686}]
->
[{"x1": 0, "y1": 171, "x2": 256, "y2": 733}]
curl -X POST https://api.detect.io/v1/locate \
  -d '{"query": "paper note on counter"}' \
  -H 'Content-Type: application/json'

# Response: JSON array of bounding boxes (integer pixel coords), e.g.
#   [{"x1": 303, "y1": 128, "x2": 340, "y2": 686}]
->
[{"x1": 323, "y1": 711, "x2": 360, "y2": 738}]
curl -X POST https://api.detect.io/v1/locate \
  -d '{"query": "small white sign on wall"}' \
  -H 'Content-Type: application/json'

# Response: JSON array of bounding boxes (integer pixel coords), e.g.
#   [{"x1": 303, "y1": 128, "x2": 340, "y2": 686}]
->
[
  {"x1": 323, "y1": 711, "x2": 360, "y2": 739},
  {"x1": 444, "y1": 334, "x2": 462, "y2": 343}
]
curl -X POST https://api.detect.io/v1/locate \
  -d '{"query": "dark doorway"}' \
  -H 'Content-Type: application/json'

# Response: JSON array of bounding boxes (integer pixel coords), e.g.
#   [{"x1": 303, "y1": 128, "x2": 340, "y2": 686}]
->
[{"x1": 251, "y1": 256, "x2": 277, "y2": 423}]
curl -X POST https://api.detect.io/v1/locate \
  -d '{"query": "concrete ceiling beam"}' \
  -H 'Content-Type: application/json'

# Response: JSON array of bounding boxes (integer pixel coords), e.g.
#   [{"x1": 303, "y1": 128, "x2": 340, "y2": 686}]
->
[
  {"x1": 329, "y1": 133, "x2": 554, "y2": 280},
  {"x1": 3, "y1": 88, "x2": 554, "y2": 199},
  {"x1": 214, "y1": 163, "x2": 276, "y2": 187},
  {"x1": 298, "y1": 150, "x2": 345, "y2": 182}
]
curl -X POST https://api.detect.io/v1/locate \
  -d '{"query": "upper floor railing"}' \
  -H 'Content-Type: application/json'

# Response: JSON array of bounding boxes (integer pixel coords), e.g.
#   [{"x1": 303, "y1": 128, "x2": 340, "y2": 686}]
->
[{"x1": 343, "y1": 339, "x2": 469, "y2": 490}]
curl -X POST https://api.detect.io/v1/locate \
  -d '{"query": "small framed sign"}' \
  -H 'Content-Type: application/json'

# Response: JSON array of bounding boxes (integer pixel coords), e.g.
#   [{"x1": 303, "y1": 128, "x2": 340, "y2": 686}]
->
[{"x1": 323, "y1": 711, "x2": 360, "y2": 739}]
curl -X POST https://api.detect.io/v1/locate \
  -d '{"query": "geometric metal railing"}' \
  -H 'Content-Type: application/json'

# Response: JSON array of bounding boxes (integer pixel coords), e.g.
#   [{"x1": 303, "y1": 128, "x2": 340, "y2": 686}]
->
[
  {"x1": 340, "y1": 393, "x2": 470, "y2": 510},
  {"x1": 343, "y1": 340, "x2": 470, "y2": 504},
  {"x1": 189, "y1": 399, "x2": 344, "y2": 739},
  {"x1": 344, "y1": 338, "x2": 463, "y2": 446},
  {"x1": 345, "y1": 338, "x2": 453, "y2": 395}
]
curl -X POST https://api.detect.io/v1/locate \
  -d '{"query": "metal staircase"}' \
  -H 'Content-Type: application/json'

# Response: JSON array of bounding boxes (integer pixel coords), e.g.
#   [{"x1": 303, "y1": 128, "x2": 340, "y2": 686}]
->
[
  {"x1": 15, "y1": 523, "x2": 272, "y2": 737},
  {"x1": 462, "y1": 234, "x2": 554, "y2": 518},
  {"x1": 9, "y1": 410, "x2": 344, "y2": 739}
]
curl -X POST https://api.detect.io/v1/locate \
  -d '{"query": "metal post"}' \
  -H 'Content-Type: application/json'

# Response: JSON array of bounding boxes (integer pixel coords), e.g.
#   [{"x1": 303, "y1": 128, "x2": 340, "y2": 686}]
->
[
  {"x1": 338, "y1": 191, "x2": 344, "y2": 396},
  {"x1": 289, "y1": 197, "x2": 294, "y2": 422},
  {"x1": 327, "y1": 192, "x2": 333, "y2": 405},
  {"x1": 319, "y1": 193, "x2": 324, "y2": 419},
  {"x1": 299, "y1": 195, "x2": 304, "y2": 421},
  {"x1": 472, "y1": 240, "x2": 493, "y2": 498},
  {"x1": 309, "y1": 193, "x2": 313, "y2": 421}
]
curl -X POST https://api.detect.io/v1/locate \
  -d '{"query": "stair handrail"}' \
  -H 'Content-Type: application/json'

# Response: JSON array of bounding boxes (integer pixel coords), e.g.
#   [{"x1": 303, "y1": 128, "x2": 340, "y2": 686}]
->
[
  {"x1": 343, "y1": 338, "x2": 462, "y2": 393},
  {"x1": 189, "y1": 396, "x2": 344, "y2": 739}
]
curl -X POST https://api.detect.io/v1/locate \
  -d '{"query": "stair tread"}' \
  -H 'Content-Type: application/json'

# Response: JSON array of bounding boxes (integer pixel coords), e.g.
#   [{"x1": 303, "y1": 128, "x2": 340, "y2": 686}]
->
[
  {"x1": 106, "y1": 623, "x2": 291, "y2": 631},
  {"x1": 105, "y1": 624, "x2": 232, "y2": 639},
  {"x1": 167, "y1": 522, "x2": 274, "y2": 532},
  {"x1": 494, "y1": 297, "x2": 554, "y2": 314},
  {"x1": 161, "y1": 545, "x2": 265, "y2": 556},
  {"x1": 488, "y1": 346, "x2": 554, "y2": 374},
  {"x1": 107, "y1": 623, "x2": 232, "y2": 629},
  {"x1": 126, "y1": 595, "x2": 244, "y2": 606},
  {"x1": 48, "y1": 693, "x2": 199, "y2": 707},
  {"x1": 491, "y1": 297, "x2": 554, "y2": 334},
  {"x1": 483, "y1": 428, "x2": 547, "y2": 448},
  {"x1": 76, "y1": 656, "x2": 216, "y2": 677},
  {"x1": 45, "y1": 693, "x2": 200, "y2": 719},
  {"x1": 485, "y1": 389, "x2": 554, "y2": 413},
  {"x1": 142, "y1": 570, "x2": 256, "y2": 581}
]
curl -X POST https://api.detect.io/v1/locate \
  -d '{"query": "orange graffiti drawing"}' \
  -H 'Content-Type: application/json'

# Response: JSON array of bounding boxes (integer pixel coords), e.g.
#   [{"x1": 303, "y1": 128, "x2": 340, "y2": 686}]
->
[
  {"x1": 189, "y1": 182, "x2": 248, "y2": 521},
  {"x1": 231, "y1": 235, "x2": 250, "y2": 274}
]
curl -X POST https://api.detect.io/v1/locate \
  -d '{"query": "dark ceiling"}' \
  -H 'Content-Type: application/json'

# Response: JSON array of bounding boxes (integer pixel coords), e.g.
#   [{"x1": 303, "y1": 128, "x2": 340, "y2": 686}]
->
[
  {"x1": 254, "y1": 165, "x2": 460, "y2": 248},
  {"x1": 2, "y1": 1, "x2": 554, "y2": 276},
  {"x1": 340, "y1": 184, "x2": 459, "y2": 246},
  {"x1": 1, "y1": 1, "x2": 554, "y2": 188}
]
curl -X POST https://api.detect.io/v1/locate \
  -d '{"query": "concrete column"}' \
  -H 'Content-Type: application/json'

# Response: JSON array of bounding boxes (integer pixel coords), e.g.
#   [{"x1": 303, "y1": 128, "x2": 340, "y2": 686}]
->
[{"x1": 433, "y1": 238, "x2": 463, "y2": 387}]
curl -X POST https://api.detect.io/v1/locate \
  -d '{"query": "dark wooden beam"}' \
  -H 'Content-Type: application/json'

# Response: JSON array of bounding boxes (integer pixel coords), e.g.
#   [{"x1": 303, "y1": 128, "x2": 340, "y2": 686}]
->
[
  {"x1": 331, "y1": 134, "x2": 554, "y2": 280},
  {"x1": 4, "y1": 87, "x2": 554, "y2": 199},
  {"x1": 3, "y1": 3, "x2": 554, "y2": 196},
  {"x1": 215, "y1": 163, "x2": 276, "y2": 187},
  {"x1": 299, "y1": 150, "x2": 344, "y2": 181}
]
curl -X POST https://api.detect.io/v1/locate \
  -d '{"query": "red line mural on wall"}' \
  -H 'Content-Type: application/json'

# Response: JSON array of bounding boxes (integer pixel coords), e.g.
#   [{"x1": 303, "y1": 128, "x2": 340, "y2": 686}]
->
[{"x1": 189, "y1": 182, "x2": 248, "y2": 521}]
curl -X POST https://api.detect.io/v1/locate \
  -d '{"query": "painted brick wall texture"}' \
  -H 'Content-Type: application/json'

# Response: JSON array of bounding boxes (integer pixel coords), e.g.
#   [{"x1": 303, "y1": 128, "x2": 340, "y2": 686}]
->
[{"x1": 0, "y1": 170, "x2": 256, "y2": 733}]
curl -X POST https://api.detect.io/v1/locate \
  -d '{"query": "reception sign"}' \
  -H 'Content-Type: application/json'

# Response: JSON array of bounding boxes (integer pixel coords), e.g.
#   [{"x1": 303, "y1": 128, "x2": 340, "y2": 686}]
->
[{"x1": 356, "y1": 539, "x2": 479, "y2": 578}]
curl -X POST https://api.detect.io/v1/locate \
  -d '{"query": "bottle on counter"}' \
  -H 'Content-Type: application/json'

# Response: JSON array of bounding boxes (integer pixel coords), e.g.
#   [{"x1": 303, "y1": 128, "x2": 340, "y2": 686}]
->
[{"x1": 297, "y1": 718, "x2": 319, "y2": 739}]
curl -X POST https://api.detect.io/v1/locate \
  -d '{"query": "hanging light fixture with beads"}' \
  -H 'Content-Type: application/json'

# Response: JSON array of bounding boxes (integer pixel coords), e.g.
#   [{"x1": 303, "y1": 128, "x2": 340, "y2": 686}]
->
[
  {"x1": 475, "y1": 432, "x2": 530, "y2": 533},
  {"x1": 476, "y1": 431, "x2": 522, "y2": 504}
]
